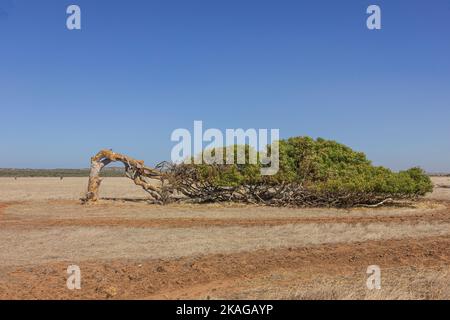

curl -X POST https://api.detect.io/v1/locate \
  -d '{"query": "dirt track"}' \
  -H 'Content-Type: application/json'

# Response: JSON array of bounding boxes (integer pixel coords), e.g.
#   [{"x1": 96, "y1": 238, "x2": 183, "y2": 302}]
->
[{"x1": 0, "y1": 177, "x2": 449, "y2": 299}]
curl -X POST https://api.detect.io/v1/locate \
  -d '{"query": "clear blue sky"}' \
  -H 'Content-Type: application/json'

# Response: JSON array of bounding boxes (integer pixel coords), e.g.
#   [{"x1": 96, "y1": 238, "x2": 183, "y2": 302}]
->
[{"x1": 1, "y1": 0, "x2": 449, "y2": 171}]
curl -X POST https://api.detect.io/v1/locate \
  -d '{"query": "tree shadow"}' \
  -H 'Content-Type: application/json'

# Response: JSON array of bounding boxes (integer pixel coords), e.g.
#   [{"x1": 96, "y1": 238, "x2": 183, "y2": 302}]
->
[{"x1": 100, "y1": 197, "x2": 153, "y2": 204}]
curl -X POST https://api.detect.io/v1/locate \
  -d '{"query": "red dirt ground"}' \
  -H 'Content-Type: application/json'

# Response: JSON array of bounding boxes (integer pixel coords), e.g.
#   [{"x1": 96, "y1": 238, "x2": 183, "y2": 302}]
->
[{"x1": 0, "y1": 236, "x2": 448, "y2": 299}]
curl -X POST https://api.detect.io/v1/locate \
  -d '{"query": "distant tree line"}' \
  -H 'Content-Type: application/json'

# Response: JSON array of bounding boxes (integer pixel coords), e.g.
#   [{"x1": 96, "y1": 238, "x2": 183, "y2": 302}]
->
[{"x1": 0, "y1": 167, "x2": 125, "y2": 178}]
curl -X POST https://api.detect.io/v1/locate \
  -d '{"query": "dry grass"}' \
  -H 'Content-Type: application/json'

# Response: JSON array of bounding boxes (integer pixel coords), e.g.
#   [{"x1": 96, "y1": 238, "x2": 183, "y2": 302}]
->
[
  {"x1": 1, "y1": 175, "x2": 448, "y2": 203},
  {"x1": 1, "y1": 222, "x2": 450, "y2": 267},
  {"x1": 3, "y1": 199, "x2": 443, "y2": 221},
  {"x1": 219, "y1": 266, "x2": 450, "y2": 300},
  {"x1": 0, "y1": 177, "x2": 151, "y2": 201},
  {"x1": 0, "y1": 177, "x2": 449, "y2": 299},
  {"x1": 427, "y1": 177, "x2": 450, "y2": 201}
]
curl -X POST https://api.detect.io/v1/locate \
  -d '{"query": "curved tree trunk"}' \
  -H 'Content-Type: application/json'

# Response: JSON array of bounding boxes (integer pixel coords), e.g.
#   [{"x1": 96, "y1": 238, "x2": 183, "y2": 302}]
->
[{"x1": 83, "y1": 149, "x2": 164, "y2": 203}]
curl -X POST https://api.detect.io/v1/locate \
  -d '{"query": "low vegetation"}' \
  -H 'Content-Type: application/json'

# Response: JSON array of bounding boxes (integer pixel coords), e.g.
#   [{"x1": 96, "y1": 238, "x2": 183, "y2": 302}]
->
[{"x1": 168, "y1": 137, "x2": 433, "y2": 207}]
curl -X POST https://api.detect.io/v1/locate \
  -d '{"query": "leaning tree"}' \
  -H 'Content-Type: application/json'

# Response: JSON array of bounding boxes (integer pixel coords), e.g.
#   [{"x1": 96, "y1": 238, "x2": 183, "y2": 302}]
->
[
  {"x1": 83, "y1": 138, "x2": 433, "y2": 207},
  {"x1": 83, "y1": 149, "x2": 168, "y2": 203}
]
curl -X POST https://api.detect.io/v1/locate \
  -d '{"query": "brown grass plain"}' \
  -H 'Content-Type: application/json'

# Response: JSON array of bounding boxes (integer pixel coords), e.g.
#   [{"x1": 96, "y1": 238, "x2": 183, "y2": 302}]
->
[{"x1": 0, "y1": 176, "x2": 449, "y2": 299}]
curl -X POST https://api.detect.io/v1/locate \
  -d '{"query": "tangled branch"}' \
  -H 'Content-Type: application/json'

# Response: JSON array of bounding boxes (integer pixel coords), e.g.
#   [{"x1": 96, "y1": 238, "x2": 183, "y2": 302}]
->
[{"x1": 82, "y1": 150, "x2": 424, "y2": 208}]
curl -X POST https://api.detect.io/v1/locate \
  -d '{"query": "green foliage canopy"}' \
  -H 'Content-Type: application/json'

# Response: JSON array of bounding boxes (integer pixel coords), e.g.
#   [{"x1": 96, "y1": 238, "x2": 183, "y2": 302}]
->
[{"x1": 174, "y1": 136, "x2": 433, "y2": 206}]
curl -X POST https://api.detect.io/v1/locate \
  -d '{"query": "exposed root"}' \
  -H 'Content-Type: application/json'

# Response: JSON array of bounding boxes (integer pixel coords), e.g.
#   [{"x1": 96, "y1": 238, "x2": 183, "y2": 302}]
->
[{"x1": 357, "y1": 198, "x2": 394, "y2": 208}]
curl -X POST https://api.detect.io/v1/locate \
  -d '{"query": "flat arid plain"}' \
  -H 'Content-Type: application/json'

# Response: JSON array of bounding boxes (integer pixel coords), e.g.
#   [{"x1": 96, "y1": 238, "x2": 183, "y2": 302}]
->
[{"x1": 0, "y1": 177, "x2": 449, "y2": 299}]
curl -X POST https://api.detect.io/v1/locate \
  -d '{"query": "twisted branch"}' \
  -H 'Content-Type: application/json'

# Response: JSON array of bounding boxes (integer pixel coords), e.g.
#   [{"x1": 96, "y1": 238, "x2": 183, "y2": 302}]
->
[{"x1": 83, "y1": 150, "x2": 166, "y2": 203}]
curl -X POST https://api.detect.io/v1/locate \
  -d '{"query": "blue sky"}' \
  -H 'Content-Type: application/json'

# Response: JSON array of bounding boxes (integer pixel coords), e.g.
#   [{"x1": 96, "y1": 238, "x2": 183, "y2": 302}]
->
[{"x1": 0, "y1": 0, "x2": 449, "y2": 171}]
